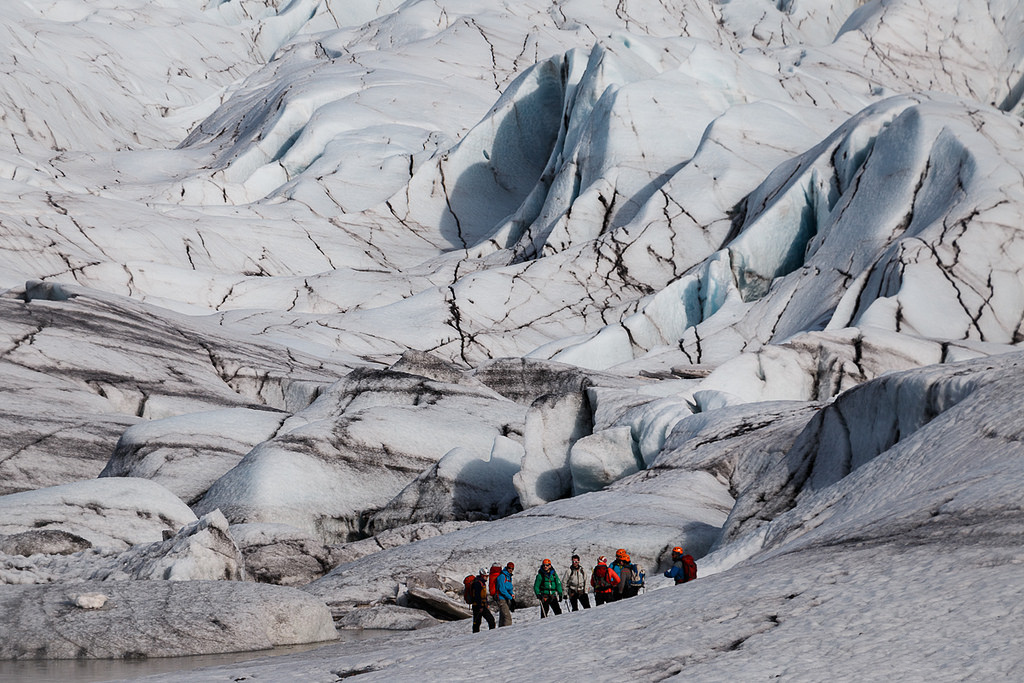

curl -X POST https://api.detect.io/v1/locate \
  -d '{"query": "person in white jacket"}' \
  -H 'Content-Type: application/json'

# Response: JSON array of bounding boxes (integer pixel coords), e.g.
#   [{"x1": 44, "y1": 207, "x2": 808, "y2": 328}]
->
[{"x1": 564, "y1": 554, "x2": 591, "y2": 610}]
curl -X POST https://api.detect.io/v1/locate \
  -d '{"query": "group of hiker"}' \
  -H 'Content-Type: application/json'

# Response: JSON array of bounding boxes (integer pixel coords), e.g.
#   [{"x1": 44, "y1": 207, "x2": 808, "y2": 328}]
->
[{"x1": 464, "y1": 546, "x2": 697, "y2": 632}]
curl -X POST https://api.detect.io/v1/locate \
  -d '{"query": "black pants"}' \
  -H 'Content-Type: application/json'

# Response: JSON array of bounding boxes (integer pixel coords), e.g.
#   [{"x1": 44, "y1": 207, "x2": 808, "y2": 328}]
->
[
  {"x1": 539, "y1": 595, "x2": 562, "y2": 617},
  {"x1": 594, "y1": 591, "x2": 613, "y2": 606},
  {"x1": 568, "y1": 590, "x2": 591, "y2": 610},
  {"x1": 473, "y1": 604, "x2": 495, "y2": 632}
]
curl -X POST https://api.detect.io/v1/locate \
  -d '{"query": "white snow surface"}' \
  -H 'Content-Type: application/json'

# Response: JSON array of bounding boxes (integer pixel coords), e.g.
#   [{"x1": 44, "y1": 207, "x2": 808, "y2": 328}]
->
[{"x1": 1, "y1": 0, "x2": 1023, "y2": 678}]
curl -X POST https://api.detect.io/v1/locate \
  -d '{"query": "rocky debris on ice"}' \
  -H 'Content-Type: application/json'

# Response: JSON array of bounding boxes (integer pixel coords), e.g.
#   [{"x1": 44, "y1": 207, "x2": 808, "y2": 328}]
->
[
  {"x1": 0, "y1": 478, "x2": 197, "y2": 551},
  {"x1": 0, "y1": 579, "x2": 338, "y2": 659},
  {"x1": 404, "y1": 586, "x2": 473, "y2": 621},
  {"x1": 73, "y1": 592, "x2": 108, "y2": 609},
  {"x1": 1, "y1": 510, "x2": 245, "y2": 585},
  {"x1": 0, "y1": 530, "x2": 92, "y2": 558},
  {"x1": 471, "y1": 357, "x2": 642, "y2": 405},
  {"x1": 229, "y1": 522, "x2": 347, "y2": 587},
  {"x1": 328, "y1": 520, "x2": 481, "y2": 568},
  {"x1": 336, "y1": 603, "x2": 440, "y2": 631}
]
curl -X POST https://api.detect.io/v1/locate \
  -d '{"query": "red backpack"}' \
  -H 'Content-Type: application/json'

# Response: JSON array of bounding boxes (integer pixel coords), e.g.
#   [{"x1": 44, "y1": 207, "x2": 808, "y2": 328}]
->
[
  {"x1": 463, "y1": 575, "x2": 476, "y2": 604},
  {"x1": 593, "y1": 564, "x2": 614, "y2": 590},
  {"x1": 682, "y1": 555, "x2": 697, "y2": 582},
  {"x1": 488, "y1": 565, "x2": 501, "y2": 596}
]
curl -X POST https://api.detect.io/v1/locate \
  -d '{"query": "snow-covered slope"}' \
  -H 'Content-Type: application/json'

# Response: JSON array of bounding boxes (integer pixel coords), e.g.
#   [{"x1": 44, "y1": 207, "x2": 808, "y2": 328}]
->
[{"x1": 1, "y1": 0, "x2": 1023, "y2": 677}]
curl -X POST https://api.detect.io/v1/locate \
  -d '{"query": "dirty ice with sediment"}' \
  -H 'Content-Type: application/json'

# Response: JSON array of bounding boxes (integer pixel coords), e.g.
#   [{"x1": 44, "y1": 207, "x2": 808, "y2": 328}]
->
[{"x1": 1, "y1": 0, "x2": 1023, "y2": 680}]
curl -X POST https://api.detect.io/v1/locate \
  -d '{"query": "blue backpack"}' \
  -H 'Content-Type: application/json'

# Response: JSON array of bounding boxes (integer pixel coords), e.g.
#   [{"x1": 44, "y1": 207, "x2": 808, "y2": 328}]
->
[{"x1": 628, "y1": 562, "x2": 645, "y2": 590}]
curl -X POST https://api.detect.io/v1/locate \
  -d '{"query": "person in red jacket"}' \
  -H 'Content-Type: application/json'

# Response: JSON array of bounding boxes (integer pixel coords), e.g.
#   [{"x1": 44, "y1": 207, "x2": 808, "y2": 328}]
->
[{"x1": 590, "y1": 556, "x2": 620, "y2": 606}]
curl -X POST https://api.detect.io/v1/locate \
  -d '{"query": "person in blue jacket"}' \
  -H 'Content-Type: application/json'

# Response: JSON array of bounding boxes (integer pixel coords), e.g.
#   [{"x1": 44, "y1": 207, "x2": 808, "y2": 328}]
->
[
  {"x1": 664, "y1": 546, "x2": 697, "y2": 584},
  {"x1": 495, "y1": 561, "x2": 516, "y2": 627}
]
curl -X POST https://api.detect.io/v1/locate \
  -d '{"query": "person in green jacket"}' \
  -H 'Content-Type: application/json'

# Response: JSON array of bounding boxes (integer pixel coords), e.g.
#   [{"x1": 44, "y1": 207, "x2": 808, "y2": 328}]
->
[{"x1": 534, "y1": 558, "x2": 563, "y2": 617}]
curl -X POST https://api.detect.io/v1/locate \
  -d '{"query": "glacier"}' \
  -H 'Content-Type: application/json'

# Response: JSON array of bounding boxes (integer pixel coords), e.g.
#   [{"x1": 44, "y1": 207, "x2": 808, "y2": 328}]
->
[{"x1": 1, "y1": 0, "x2": 1023, "y2": 680}]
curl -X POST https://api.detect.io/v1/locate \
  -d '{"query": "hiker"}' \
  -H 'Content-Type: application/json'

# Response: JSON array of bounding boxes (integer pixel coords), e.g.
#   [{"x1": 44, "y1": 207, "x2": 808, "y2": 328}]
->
[
  {"x1": 564, "y1": 554, "x2": 590, "y2": 611},
  {"x1": 610, "y1": 548, "x2": 640, "y2": 600},
  {"x1": 664, "y1": 546, "x2": 697, "y2": 584},
  {"x1": 495, "y1": 561, "x2": 516, "y2": 627},
  {"x1": 471, "y1": 567, "x2": 496, "y2": 632},
  {"x1": 534, "y1": 558, "x2": 563, "y2": 617},
  {"x1": 591, "y1": 556, "x2": 619, "y2": 606}
]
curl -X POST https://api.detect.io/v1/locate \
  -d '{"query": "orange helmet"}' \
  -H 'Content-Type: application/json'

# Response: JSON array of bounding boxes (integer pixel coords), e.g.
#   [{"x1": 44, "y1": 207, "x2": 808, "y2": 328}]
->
[
  {"x1": 615, "y1": 548, "x2": 629, "y2": 561},
  {"x1": 672, "y1": 546, "x2": 684, "y2": 555},
  {"x1": 542, "y1": 558, "x2": 552, "y2": 565}
]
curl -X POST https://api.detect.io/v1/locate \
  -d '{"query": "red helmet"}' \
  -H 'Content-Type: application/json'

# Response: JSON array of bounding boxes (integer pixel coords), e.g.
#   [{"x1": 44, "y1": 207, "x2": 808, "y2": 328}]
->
[
  {"x1": 597, "y1": 556, "x2": 607, "y2": 565},
  {"x1": 506, "y1": 562, "x2": 514, "y2": 570}
]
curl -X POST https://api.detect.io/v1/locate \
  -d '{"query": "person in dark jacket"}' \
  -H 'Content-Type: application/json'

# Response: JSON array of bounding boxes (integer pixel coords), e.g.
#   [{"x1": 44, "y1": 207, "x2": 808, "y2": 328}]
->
[
  {"x1": 495, "y1": 562, "x2": 516, "y2": 627},
  {"x1": 664, "y1": 546, "x2": 697, "y2": 584},
  {"x1": 610, "y1": 548, "x2": 639, "y2": 601},
  {"x1": 564, "y1": 554, "x2": 590, "y2": 611},
  {"x1": 471, "y1": 567, "x2": 496, "y2": 632},
  {"x1": 590, "y1": 556, "x2": 619, "y2": 606},
  {"x1": 533, "y1": 559, "x2": 563, "y2": 617}
]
